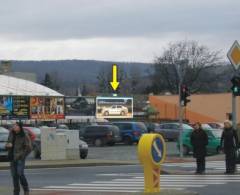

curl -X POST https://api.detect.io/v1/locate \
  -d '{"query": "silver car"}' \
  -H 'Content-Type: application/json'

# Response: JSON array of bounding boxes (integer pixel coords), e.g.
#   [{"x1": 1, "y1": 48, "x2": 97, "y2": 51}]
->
[
  {"x1": 0, "y1": 127, "x2": 9, "y2": 159},
  {"x1": 155, "y1": 123, "x2": 193, "y2": 141}
]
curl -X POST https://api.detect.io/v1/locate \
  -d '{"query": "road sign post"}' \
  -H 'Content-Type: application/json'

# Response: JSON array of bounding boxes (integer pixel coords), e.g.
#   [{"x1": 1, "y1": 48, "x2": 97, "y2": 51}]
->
[
  {"x1": 228, "y1": 41, "x2": 240, "y2": 128},
  {"x1": 138, "y1": 134, "x2": 166, "y2": 193}
]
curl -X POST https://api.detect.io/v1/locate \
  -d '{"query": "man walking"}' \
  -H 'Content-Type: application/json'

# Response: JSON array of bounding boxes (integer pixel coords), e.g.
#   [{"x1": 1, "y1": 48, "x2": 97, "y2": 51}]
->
[{"x1": 5, "y1": 122, "x2": 32, "y2": 195}]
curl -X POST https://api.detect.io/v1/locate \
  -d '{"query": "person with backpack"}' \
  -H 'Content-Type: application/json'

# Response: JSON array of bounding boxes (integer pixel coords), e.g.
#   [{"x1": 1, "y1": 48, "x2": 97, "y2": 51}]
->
[
  {"x1": 5, "y1": 122, "x2": 32, "y2": 195},
  {"x1": 221, "y1": 120, "x2": 239, "y2": 174}
]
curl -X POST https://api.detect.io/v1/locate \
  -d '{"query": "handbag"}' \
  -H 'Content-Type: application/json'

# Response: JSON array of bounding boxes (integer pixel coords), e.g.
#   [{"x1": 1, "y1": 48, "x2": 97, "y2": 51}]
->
[{"x1": 235, "y1": 147, "x2": 240, "y2": 164}]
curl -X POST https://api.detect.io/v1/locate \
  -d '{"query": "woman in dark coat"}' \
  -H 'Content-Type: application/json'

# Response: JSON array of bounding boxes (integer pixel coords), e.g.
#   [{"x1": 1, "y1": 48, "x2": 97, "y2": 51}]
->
[
  {"x1": 191, "y1": 122, "x2": 208, "y2": 174},
  {"x1": 221, "y1": 120, "x2": 238, "y2": 174}
]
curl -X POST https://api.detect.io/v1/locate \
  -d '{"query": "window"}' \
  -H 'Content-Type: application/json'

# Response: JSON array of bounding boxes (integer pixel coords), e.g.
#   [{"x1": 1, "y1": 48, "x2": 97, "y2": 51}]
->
[
  {"x1": 113, "y1": 123, "x2": 132, "y2": 130},
  {"x1": 136, "y1": 123, "x2": 147, "y2": 132}
]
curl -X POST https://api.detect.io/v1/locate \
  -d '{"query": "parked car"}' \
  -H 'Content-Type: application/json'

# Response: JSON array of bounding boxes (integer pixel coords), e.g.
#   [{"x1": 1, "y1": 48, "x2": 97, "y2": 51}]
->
[
  {"x1": 0, "y1": 127, "x2": 9, "y2": 160},
  {"x1": 81, "y1": 125, "x2": 121, "y2": 146},
  {"x1": 56, "y1": 124, "x2": 69, "y2": 130},
  {"x1": 102, "y1": 105, "x2": 128, "y2": 116},
  {"x1": 23, "y1": 127, "x2": 41, "y2": 159},
  {"x1": 144, "y1": 122, "x2": 160, "y2": 133},
  {"x1": 177, "y1": 128, "x2": 222, "y2": 155},
  {"x1": 56, "y1": 129, "x2": 89, "y2": 159},
  {"x1": 207, "y1": 122, "x2": 224, "y2": 130},
  {"x1": 155, "y1": 123, "x2": 193, "y2": 141},
  {"x1": 112, "y1": 122, "x2": 148, "y2": 145}
]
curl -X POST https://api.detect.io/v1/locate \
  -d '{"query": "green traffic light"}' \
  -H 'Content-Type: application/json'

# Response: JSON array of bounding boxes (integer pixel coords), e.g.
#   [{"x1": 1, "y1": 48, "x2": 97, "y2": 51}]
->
[{"x1": 234, "y1": 87, "x2": 238, "y2": 93}]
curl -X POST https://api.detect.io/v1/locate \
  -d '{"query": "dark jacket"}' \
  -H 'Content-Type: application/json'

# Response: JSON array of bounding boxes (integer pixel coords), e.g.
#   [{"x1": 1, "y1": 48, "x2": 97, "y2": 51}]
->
[
  {"x1": 7, "y1": 130, "x2": 32, "y2": 161},
  {"x1": 221, "y1": 127, "x2": 238, "y2": 152},
  {"x1": 191, "y1": 129, "x2": 208, "y2": 158}
]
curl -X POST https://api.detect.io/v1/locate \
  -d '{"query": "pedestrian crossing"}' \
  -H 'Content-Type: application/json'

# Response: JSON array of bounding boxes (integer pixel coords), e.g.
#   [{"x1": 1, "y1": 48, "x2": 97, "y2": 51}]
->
[
  {"x1": 162, "y1": 161, "x2": 240, "y2": 172},
  {"x1": 32, "y1": 173, "x2": 240, "y2": 193}
]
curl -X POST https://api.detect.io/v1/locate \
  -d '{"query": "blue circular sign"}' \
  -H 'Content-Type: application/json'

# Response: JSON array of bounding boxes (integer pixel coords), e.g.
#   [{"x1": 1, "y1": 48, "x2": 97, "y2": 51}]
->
[{"x1": 151, "y1": 137, "x2": 164, "y2": 163}]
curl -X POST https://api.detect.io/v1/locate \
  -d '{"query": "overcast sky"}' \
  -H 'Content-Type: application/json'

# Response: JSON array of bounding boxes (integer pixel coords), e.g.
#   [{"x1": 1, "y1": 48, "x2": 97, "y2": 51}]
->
[{"x1": 0, "y1": 0, "x2": 239, "y2": 62}]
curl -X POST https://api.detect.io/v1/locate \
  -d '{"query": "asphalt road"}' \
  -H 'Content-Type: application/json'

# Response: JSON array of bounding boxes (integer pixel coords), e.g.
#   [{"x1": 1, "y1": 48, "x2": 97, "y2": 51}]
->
[
  {"x1": 0, "y1": 164, "x2": 240, "y2": 195},
  {"x1": 84, "y1": 141, "x2": 178, "y2": 161},
  {"x1": 21, "y1": 141, "x2": 178, "y2": 161}
]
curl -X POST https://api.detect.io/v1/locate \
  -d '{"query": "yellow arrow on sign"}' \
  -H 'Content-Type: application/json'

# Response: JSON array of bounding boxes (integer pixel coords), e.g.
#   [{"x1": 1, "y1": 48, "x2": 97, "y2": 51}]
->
[{"x1": 110, "y1": 64, "x2": 119, "y2": 91}]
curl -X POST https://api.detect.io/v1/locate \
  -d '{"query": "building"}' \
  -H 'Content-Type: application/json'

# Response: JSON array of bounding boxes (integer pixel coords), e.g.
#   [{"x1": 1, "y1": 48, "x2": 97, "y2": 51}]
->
[
  {"x1": 149, "y1": 93, "x2": 240, "y2": 123},
  {"x1": 0, "y1": 61, "x2": 37, "y2": 82},
  {"x1": 0, "y1": 75, "x2": 64, "y2": 121}
]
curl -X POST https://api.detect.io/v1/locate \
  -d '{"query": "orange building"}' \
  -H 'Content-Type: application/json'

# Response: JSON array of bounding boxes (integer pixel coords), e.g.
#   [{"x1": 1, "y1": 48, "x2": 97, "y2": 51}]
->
[{"x1": 149, "y1": 93, "x2": 240, "y2": 123}]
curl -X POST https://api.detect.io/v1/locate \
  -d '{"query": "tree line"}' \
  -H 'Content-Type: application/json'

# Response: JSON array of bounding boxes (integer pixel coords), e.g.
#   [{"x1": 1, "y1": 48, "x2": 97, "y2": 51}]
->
[{"x1": 42, "y1": 40, "x2": 235, "y2": 96}]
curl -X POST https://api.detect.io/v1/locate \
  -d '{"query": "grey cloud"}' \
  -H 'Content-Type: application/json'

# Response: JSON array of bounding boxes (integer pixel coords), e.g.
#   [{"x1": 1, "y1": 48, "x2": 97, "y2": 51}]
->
[{"x1": 0, "y1": 0, "x2": 239, "y2": 41}]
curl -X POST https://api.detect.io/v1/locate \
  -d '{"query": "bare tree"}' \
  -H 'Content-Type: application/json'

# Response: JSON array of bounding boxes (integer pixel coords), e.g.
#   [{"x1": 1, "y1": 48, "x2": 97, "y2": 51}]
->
[
  {"x1": 96, "y1": 65, "x2": 129, "y2": 95},
  {"x1": 152, "y1": 40, "x2": 223, "y2": 94}
]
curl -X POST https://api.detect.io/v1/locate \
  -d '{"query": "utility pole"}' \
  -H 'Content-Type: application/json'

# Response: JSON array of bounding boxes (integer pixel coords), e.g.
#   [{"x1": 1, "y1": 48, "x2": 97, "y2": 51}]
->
[
  {"x1": 178, "y1": 81, "x2": 184, "y2": 158},
  {"x1": 175, "y1": 59, "x2": 189, "y2": 158}
]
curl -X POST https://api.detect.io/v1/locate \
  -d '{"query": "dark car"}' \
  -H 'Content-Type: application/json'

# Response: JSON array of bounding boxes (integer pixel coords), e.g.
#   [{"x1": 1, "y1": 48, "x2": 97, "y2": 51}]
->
[
  {"x1": 0, "y1": 127, "x2": 9, "y2": 160},
  {"x1": 112, "y1": 122, "x2": 148, "y2": 145},
  {"x1": 155, "y1": 123, "x2": 193, "y2": 141},
  {"x1": 82, "y1": 125, "x2": 121, "y2": 147}
]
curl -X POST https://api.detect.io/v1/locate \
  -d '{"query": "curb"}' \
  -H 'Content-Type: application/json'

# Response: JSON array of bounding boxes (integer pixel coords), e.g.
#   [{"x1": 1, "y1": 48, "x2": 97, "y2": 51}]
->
[{"x1": 0, "y1": 161, "x2": 138, "y2": 170}]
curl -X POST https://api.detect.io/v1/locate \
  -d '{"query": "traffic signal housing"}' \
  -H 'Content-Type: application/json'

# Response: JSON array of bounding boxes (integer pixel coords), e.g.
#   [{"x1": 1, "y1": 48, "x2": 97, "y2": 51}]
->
[
  {"x1": 231, "y1": 76, "x2": 240, "y2": 96},
  {"x1": 180, "y1": 85, "x2": 191, "y2": 107}
]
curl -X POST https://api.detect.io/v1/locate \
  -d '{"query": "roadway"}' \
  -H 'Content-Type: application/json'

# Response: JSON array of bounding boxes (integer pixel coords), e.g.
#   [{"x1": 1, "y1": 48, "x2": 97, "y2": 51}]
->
[{"x1": 0, "y1": 163, "x2": 239, "y2": 195}]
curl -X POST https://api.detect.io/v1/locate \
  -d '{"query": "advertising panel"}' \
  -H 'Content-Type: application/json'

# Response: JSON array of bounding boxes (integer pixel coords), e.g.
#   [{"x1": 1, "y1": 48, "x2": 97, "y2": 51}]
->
[
  {"x1": 96, "y1": 96, "x2": 133, "y2": 119},
  {"x1": 65, "y1": 96, "x2": 95, "y2": 116},
  {"x1": 30, "y1": 97, "x2": 64, "y2": 120},
  {"x1": 12, "y1": 96, "x2": 29, "y2": 119},
  {"x1": 0, "y1": 96, "x2": 13, "y2": 119}
]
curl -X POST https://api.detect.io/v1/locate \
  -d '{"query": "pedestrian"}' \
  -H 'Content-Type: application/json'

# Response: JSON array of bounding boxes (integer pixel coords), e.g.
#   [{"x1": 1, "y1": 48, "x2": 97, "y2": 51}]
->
[
  {"x1": 191, "y1": 122, "x2": 208, "y2": 174},
  {"x1": 5, "y1": 122, "x2": 32, "y2": 195},
  {"x1": 221, "y1": 120, "x2": 238, "y2": 174}
]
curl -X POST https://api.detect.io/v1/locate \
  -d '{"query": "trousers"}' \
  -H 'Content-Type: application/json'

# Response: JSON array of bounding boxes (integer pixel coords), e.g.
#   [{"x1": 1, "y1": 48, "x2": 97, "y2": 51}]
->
[{"x1": 10, "y1": 160, "x2": 29, "y2": 195}]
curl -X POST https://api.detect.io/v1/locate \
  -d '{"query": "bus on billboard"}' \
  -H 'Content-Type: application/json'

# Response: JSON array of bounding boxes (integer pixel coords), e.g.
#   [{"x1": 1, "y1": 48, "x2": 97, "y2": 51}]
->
[
  {"x1": 30, "y1": 97, "x2": 64, "y2": 120},
  {"x1": 96, "y1": 96, "x2": 133, "y2": 119}
]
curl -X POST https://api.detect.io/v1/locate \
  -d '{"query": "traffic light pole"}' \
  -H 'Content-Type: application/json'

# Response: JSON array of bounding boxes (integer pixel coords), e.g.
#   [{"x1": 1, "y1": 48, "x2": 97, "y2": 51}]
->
[{"x1": 179, "y1": 83, "x2": 184, "y2": 158}]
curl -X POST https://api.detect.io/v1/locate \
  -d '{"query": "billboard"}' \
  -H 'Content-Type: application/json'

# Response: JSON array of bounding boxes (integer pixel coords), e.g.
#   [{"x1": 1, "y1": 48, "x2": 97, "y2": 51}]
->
[
  {"x1": 65, "y1": 96, "x2": 96, "y2": 116},
  {"x1": 12, "y1": 96, "x2": 29, "y2": 119},
  {"x1": 0, "y1": 96, "x2": 29, "y2": 119},
  {"x1": 30, "y1": 97, "x2": 64, "y2": 120},
  {"x1": 0, "y1": 96, "x2": 13, "y2": 119},
  {"x1": 96, "y1": 97, "x2": 133, "y2": 119}
]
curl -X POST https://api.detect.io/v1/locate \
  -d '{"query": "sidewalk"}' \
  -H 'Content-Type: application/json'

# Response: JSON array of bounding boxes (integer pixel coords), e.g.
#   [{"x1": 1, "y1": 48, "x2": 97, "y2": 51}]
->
[
  {"x1": 0, "y1": 154, "x2": 225, "y2": 170},
  {"x1": 0, "y1": 159, "x2": 139, "y2": 170}
]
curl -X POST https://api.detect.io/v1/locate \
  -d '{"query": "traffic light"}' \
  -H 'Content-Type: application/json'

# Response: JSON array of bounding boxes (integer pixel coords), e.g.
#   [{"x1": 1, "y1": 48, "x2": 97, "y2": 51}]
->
[
  {"x1": 180, "y1": 85, "x2": 191, "y2": 106},
  {"x1": 231, "y1": 76, "x2": 240, "y2": 96}
]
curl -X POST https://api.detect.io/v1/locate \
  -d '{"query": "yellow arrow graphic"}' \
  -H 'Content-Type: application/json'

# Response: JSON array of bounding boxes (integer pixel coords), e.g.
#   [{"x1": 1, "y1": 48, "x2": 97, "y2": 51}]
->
[{"x1": 110, "y1": 64, "x2": 119, "y2": 91}]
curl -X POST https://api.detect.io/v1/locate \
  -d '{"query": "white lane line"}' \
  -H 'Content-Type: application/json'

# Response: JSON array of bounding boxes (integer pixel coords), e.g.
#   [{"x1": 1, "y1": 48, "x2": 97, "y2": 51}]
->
[
  {"x1": 69, "y1": 182, "x2": 225, "y2": 185},
  {"x1": 32, "y1": 188, "x2": 184, "y2": 192},
  {"x1": 32, "y1": 188, "x2": 141, "y2": 193},
  {"x1": 43, "y1": 184, "x2": 206, "y2": 189}
]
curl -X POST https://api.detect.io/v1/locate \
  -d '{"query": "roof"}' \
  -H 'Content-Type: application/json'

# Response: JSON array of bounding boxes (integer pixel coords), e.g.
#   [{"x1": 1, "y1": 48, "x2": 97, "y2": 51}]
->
[{"x1": 0, "y1": 75, "x2": 63, "y2": 96}]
